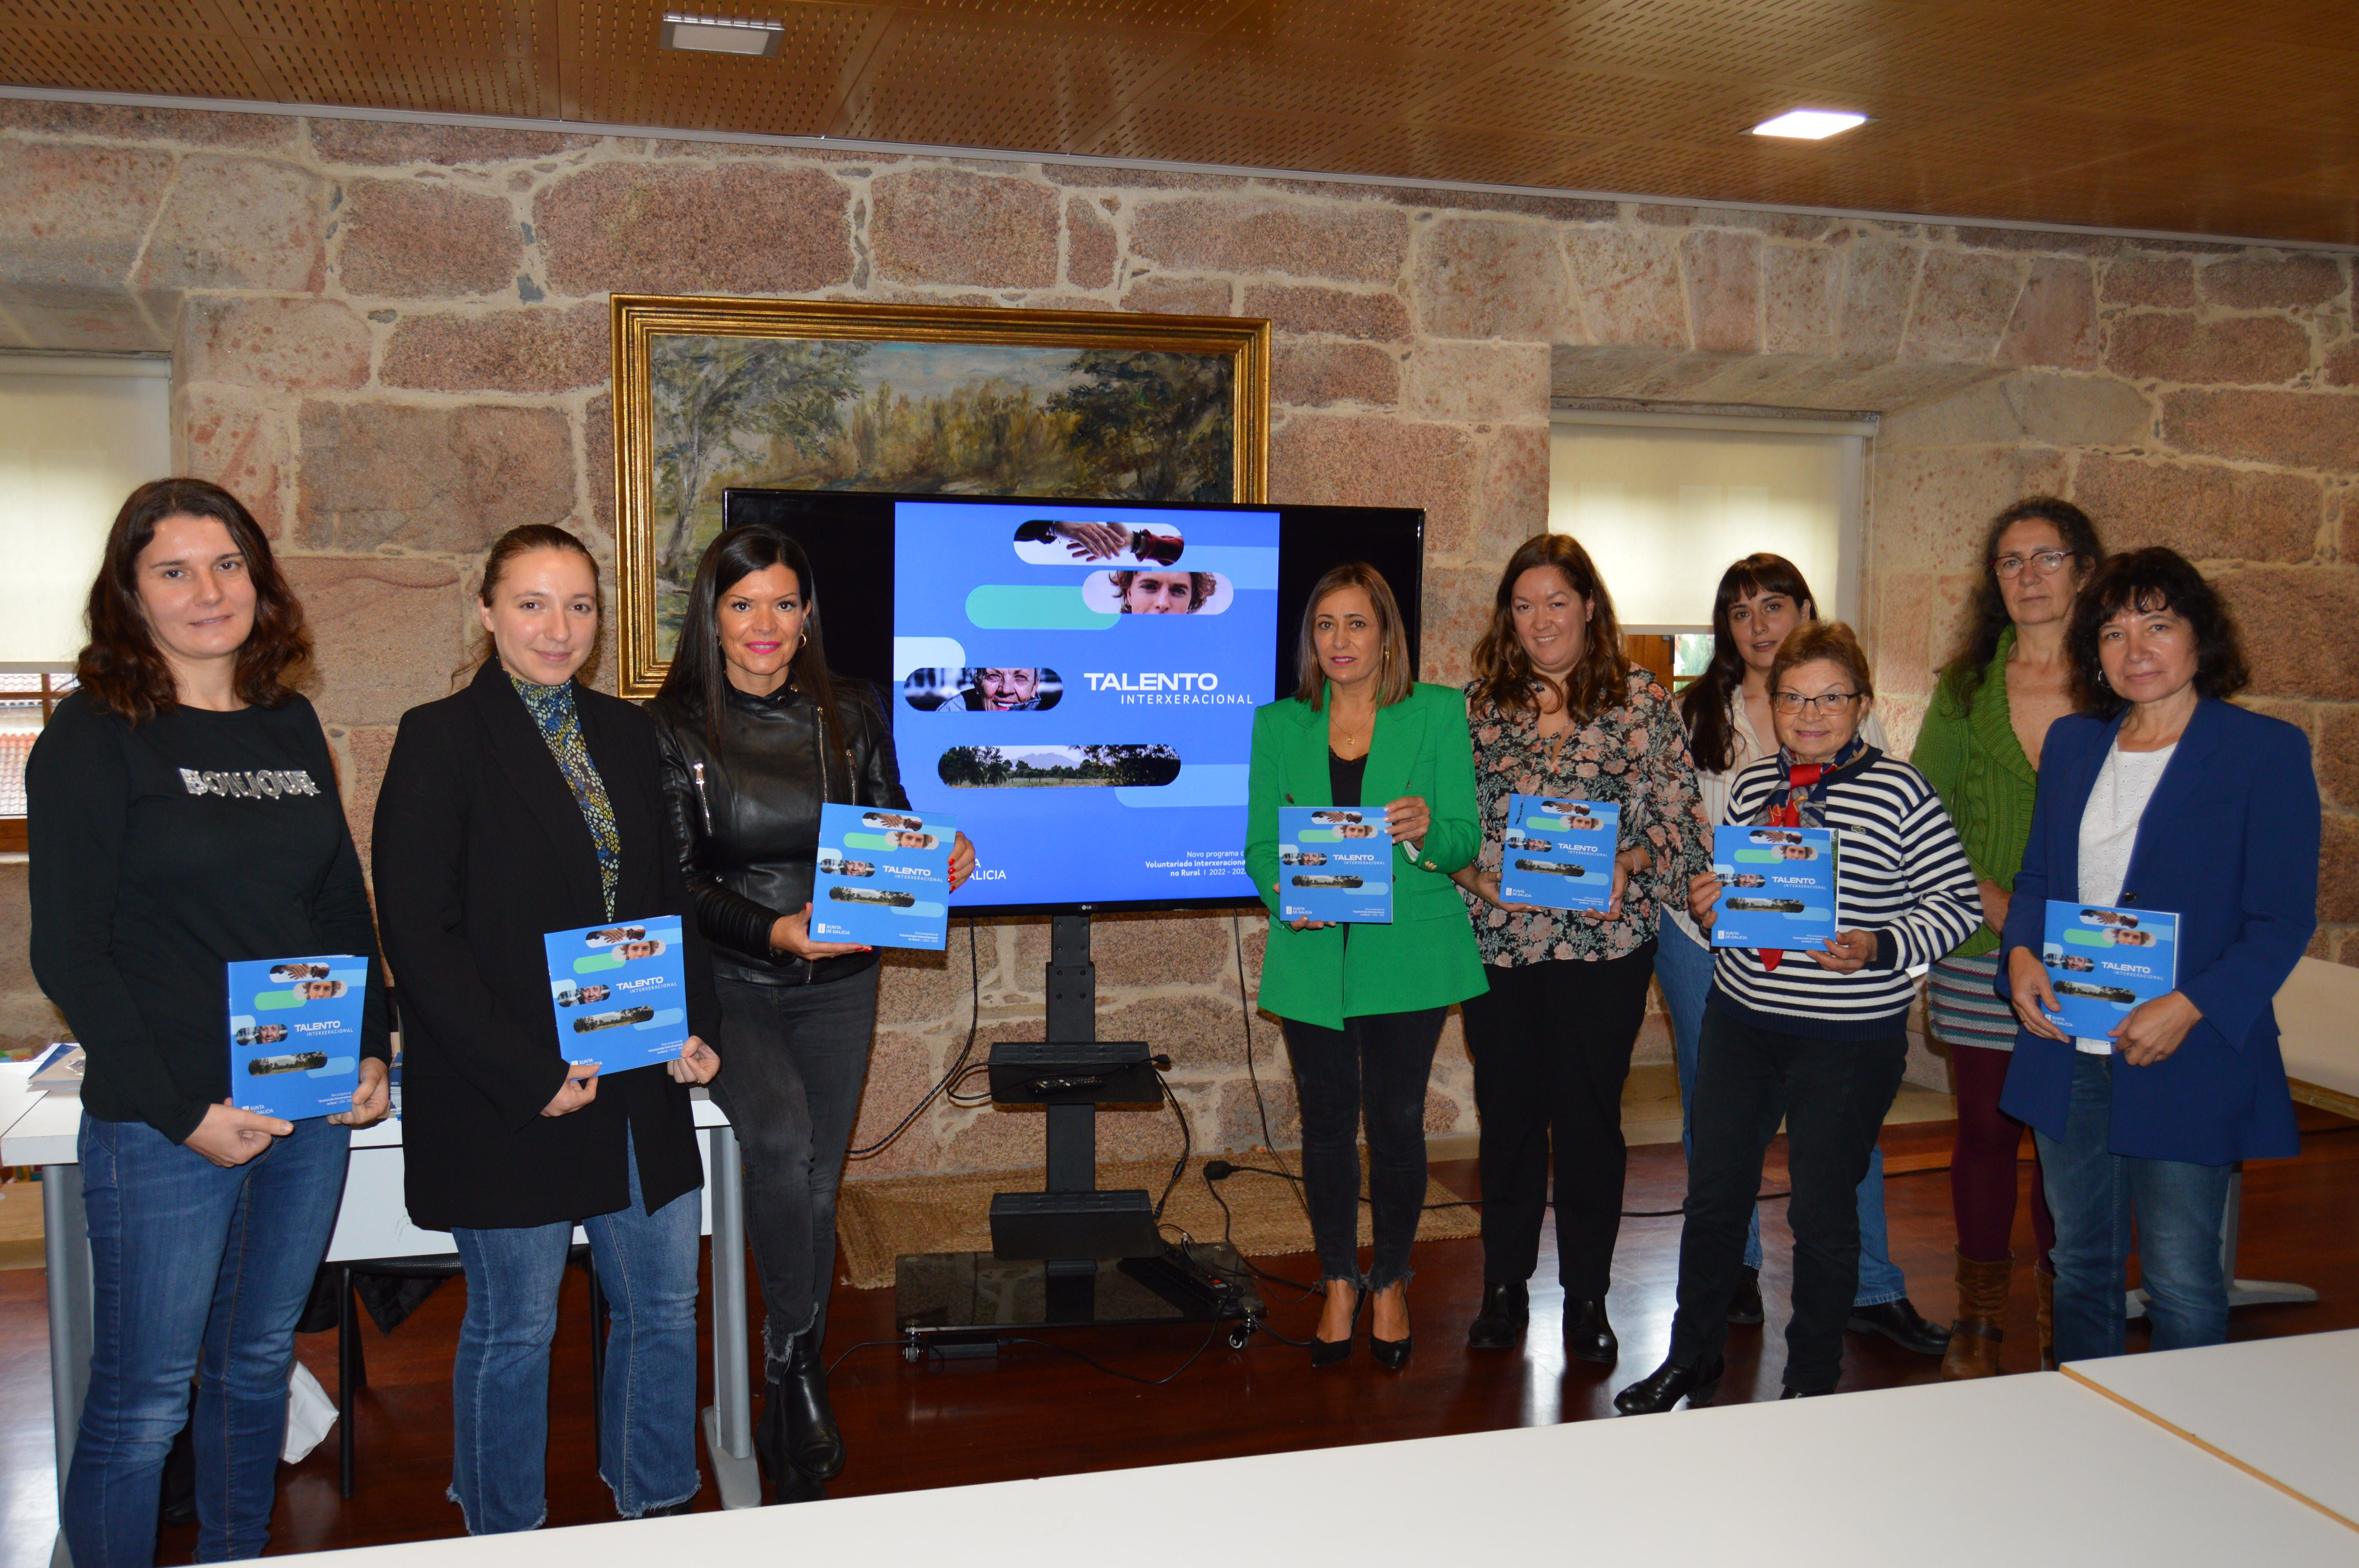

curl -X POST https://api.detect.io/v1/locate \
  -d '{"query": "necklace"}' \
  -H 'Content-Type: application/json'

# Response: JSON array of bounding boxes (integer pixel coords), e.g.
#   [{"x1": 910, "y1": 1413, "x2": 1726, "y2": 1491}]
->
[{"x1": 1329, "y1": 702, "x2": 1372, "y2": 759}]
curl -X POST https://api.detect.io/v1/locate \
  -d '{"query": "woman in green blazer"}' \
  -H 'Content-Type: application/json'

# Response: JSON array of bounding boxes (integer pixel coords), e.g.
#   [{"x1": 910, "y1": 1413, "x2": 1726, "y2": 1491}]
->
[{"x1": 1247, "y1": 563, "x2": 1487, "y2": 1369}]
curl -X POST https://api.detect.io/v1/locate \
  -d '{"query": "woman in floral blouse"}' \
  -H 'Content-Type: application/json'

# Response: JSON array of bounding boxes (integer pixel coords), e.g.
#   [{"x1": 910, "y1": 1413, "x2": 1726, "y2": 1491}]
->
[{"x1": 1452, "y1": 533, "x2": 1707, "y2": 1362}]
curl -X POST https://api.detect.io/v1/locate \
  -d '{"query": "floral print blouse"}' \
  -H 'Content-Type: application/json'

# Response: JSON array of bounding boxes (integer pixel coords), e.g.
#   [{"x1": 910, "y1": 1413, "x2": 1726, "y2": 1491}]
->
[{"x1": 1463, "y1": 670, "x2": 1709, "y2": 966}]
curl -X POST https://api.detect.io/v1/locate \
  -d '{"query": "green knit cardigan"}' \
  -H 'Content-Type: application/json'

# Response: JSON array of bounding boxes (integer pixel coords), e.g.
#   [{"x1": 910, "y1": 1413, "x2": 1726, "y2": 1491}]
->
[{"x1": 1909, "y1": 627, "x2": 2039, "y2": 960}]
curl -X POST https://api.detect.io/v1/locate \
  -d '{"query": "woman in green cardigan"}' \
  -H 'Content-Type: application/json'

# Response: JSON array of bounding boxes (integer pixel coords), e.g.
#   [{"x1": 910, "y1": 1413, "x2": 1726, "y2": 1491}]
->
[
  {"x1": 1911, "y1": 496, "x2": 2103, "y2": 1377},
  {"x1": 1247, "y1": 562, "x2": 1487, "y2": 1369}
]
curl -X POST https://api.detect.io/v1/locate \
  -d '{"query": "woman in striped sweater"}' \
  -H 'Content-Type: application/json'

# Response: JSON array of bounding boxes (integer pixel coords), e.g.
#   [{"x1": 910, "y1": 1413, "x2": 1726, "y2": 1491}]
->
[
  {"x1": 1617, "y1": 622, "x2": 1980, "y2": 1412},
  {"x1": 1910, "y1": 497, "x2": 2104, "y2": 1377}
]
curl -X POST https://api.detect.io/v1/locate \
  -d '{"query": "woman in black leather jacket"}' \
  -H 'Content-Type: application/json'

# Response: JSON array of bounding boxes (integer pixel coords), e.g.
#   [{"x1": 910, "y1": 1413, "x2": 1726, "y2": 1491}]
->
[{"x1": 650, "y1": 524, "x2": 972, "y2": 1503}]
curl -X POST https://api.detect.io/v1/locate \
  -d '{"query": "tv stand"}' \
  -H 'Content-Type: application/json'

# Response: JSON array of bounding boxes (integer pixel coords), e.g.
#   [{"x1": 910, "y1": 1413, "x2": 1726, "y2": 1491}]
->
[{"x1": 895, "y1": 913, "x2": 1264, "y2": 1349}]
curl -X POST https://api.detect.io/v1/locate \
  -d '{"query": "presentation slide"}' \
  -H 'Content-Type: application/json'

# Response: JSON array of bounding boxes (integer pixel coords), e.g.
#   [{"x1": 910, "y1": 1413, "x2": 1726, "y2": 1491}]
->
[{"x1": 892, "y1": 499, "x2": 1279, "y2": 909}]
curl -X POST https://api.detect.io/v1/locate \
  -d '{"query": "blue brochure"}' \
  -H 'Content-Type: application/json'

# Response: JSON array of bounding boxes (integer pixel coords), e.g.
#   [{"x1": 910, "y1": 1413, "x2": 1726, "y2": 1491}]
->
[
  {"x1": 1708, "y1": 825, "x2": 1839, "y2": 949},
  {"x1": 1499, "y1": 794, "x2": 1620, "y2": 912},
  {"x1": 542, "y1": 915, "x2": 691, "y2": 1072},
  {"x1": 2040, "y1": 900, "x2": 2180, "y2": 1039},
  {"x1": 1278, "y1": 806, "x2": 1392, "y2": 924},
  {"x1": 810, "y1": 803, "x2": 954, "y2": 950},
  {"x1": 227, "y1": 955, "x2": 367, "y2": 1119}
]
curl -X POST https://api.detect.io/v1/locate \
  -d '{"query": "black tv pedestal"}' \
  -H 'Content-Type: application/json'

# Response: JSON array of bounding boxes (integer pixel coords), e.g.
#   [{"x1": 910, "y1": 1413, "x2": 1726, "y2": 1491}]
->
[{"x1": 892, "y1": 913, "x2": 1265, "y2": 1356}]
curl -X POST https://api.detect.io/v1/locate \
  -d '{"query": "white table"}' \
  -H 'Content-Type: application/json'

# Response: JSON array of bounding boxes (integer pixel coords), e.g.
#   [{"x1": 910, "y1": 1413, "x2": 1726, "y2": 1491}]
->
[
  {"x1": 2065, "y1": 1330, "x2": 2359, "y2": 1532},
  {"x1": 0, "y1": 1063, "x2": 761, "y2": 1568},
  {"x1": 281, "y1": 1370, "x2": 2357, "y2": 1568}
]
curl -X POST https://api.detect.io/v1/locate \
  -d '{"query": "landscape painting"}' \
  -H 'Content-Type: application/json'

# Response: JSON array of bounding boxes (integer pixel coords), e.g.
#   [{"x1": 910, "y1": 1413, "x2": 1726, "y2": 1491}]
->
[{"x1": 611, "y1": 296, "x2": 1271, "y2": 695}]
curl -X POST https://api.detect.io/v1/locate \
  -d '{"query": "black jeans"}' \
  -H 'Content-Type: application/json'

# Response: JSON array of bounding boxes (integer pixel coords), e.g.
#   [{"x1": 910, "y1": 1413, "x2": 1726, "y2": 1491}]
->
[
  {"x1": 1668, "y1": 1004, "x2": 1907, "y2": 1393},
  {"x1": 709, "y1": 969, "x2": 879, "y2": 1372},
  {"x1": 1459, "y1": 943, "x2": 1657, "y2": 1298},
  {"x1": 1280, "y1": 1007, "x2": 1447, "y2": 1293}
]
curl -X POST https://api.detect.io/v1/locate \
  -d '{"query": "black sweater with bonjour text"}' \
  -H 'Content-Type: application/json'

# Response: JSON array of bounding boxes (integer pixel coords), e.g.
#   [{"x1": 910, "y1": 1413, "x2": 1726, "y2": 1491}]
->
[{"x1": 28, "y1": 691, "x2": 390, "y2": 1144}]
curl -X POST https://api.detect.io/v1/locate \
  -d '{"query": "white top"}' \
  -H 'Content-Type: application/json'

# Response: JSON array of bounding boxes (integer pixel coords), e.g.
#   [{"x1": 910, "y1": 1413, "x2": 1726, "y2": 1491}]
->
[
  {"x1": 1665, "y1": 697, "x2": 1889, "y2": 947},
  {"x1": 2072, "y1": 739, "x2": 2176, "y2": 1053}
]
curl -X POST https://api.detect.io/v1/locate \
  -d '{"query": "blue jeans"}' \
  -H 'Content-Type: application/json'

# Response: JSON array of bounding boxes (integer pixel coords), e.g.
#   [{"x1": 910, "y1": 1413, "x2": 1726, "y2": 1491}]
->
[
  {"x1": 2035, "y1": 1052, "x2": 2233, "y2": 1363},
  {"x1": 1658, "y1": 924, "x2": 1905, "y2": 1306},
  {"x1": 449, "y1": 1128, "x2": 702, "y2": 1532},
  {"x1": 65, "y1": 1112, "x2": 352, "y2": 1568}
]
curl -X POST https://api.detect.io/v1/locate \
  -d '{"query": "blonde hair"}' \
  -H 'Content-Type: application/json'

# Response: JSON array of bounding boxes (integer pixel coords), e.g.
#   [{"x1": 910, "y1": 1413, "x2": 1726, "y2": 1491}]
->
[{"x1": 1293, "y1": 562, "x2": 1413, "y2": 710}]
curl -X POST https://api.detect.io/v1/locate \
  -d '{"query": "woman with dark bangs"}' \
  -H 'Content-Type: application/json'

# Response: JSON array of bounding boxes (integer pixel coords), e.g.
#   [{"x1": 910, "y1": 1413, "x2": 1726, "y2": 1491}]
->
[
  {"x1": 28, "y1": 479, "x2": 391, "y2": 1567},
  {"x1": 1997, "y1": 547, "x2": 2316, "y2": 1363},
  {"x1": 1451, "y1": 534, "x2": 1707, "y2": 1362},
  {"x1": 1657, "y1": 554, "x2": 1949, "y2": 1358}
]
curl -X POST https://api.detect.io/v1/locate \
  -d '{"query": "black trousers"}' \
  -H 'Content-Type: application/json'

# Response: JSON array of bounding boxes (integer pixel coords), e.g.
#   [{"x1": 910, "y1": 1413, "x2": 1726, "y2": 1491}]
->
[
  {"x1": 1458, "y1": 943, "x2": 1657, "y2": 1298},
  {"x1": 1279, "y1": 1007, "x2": 1447, "y2": 1292},
  {"x1": 1668, "y1": 1004, "x2": 1908, "y2": 1393}
]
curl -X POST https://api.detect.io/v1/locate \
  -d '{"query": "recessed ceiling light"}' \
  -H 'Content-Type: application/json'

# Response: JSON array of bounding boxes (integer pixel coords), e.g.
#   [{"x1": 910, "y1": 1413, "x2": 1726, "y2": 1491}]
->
[
  {"x1": 660, "y1": 13, "x2": 783, "y2": 57},
  {"x1": 1752, "y1": 109, "x2": 1868, "y2": 140}
]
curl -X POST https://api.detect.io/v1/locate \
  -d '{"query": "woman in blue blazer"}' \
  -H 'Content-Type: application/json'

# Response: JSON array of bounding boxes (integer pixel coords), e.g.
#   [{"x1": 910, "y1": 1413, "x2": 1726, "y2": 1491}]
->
[{"x1": 1996, "y1": 548, "x2": 2318, "y2": 1363}]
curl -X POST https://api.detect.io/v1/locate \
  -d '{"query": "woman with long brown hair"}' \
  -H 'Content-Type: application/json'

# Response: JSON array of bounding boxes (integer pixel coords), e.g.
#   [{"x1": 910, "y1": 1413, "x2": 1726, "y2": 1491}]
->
[
  {"x1": 1452, "y1": 534, "x2": 1707, "y2": 1360},
  {"x1": 29, "y1": 479, "x2": 391, "y2": 1566},
  {"x1": 649, "y1": 522, "x2": 971, "y2": 1500},
  {"x1": 1245, "y1": 562, "x2": 1485, "y2": 1368}
]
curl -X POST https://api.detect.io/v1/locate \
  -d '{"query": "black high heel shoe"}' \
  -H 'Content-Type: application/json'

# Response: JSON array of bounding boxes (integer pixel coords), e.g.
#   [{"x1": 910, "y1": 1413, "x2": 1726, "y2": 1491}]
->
[
  {"x1": 1311, "y1": 1281, "x2": 1363, "y2": 1369},
  {"x1": 780, "y1": 1327, "x2": 845, "y2": 1480},
  {"x1": 1369, "y1": 1283, "x2": 1412, "y2": 1370},
  {"x1": 1612, "y1": 1354, "x2": 1725, "y2": 1415}
]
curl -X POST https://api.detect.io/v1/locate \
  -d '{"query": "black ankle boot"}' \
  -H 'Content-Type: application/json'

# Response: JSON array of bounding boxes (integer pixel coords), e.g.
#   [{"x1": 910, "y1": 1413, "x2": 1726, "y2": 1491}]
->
[
  {"x1": 1727, "y1": 1264, "x2": 1765, "y2": 1327},
  {"x1": 1613, "y1": 1354, "x2": 1725, "y2": 1415},
  {"x1": 754, "y1": 1374, "x2": 789, "y2": 1495},
  {"x1": 1466, "y1": 1280, "x2": 1529, "y2": 1350},
  {"x1": 1561, "y1": 1296, "x2": 1618, "y2": 1366},
  {"x1": 781, "y1": 1327, "x2": 845, "y2": 1480}
]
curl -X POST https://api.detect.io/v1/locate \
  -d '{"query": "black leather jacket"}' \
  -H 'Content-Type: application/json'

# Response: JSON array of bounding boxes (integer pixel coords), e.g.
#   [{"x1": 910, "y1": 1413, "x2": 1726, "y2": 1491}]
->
[{"x1": 652, "y1": 678, "x2": 909, "y2": 987}]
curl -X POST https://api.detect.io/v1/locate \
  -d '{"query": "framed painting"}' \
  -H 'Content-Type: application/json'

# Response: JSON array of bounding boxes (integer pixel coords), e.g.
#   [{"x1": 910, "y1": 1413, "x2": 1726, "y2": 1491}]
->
[{"x1": 609, "y1": 295, "x2": 1271, "y2": 698}]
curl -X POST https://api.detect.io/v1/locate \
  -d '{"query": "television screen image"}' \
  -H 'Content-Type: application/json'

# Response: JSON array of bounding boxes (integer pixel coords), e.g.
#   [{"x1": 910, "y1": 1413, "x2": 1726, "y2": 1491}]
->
[{"x1": 725, "y1": 488, "x2": 1424, "y2": 915}]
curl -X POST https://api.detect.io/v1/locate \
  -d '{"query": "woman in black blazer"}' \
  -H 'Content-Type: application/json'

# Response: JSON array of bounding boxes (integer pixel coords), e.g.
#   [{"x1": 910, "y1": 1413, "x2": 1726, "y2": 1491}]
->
[{"x1": 373, "y1": 524, "x2": 721, "y2": 1534}]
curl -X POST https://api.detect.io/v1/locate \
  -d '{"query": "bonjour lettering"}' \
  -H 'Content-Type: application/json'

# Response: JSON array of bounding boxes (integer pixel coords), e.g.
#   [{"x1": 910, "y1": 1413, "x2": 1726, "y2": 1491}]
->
[{"x1": 179, "y1": 767, "x2": 322, "y2": 800}]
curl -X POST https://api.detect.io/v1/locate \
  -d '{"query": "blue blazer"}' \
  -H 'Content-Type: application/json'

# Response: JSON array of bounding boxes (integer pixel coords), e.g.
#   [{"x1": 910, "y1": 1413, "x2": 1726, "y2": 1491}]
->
[{"x1": 1996, "y1": 700, "x2": 2317, "y2": 1164}]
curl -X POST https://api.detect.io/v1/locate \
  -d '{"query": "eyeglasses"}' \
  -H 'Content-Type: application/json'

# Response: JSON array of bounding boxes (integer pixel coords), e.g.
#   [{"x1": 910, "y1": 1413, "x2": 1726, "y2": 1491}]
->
[
  {"x1": 1993, "y1": 549, "x2": 2075, "y2": 580},
  {"x1": 1772, "y1": 690, "x2": 1861, "y2": 715}
]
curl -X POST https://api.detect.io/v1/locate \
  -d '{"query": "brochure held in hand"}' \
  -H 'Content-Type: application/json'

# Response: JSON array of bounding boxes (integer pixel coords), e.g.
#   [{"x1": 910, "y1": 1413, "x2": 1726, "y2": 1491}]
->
[
  {"x1": 542, "y1": 915, "x2": 691, "y2": 1071},
  {"x1": 2039, "y1": 900, "x2": 2179, "y2": 1040},
  {"x1": 1499, "y1": 794, "x2": 1619, "y2": 913},
  {"x1": 226, "y1": 955, "x2": 368, "y2": 1119},
  {"x1": 1708, "y1": 825, "x2": 1839, "y2": 949},
  {"x1": 1278, "y1": 806, "x2": 1392, "y2": 924},
  {"x1": 811, "y1": 803, "x2": 954, "y2": 951}
]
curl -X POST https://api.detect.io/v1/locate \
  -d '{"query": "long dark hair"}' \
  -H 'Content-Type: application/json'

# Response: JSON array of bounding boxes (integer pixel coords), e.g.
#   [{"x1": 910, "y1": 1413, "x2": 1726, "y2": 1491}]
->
[
  {"x1": 1679, "y1": 553, "x2": 1815, "y2": 774},
  {"x1": 2066, "y1": 548, "x2": 2249, "y2": 719},
  {"x1": 77, "y1": 478, "x2": 309, "y2": 725},
  {"x1": 1937, "y1": 496, "x2": 2104, "y2": 710},
  {"x1": 656, "y1": 524, "x2": 851, "y2": 777},
  {"x1": 1468, "y1": 533, "x2": 1632, "y2": 724}
]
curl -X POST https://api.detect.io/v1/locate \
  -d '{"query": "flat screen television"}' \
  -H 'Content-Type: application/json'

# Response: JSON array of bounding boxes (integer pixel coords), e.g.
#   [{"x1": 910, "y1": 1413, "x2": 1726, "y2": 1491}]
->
[{"x1": 720, "y1": 488, "x2": 1424, "y2": 916}]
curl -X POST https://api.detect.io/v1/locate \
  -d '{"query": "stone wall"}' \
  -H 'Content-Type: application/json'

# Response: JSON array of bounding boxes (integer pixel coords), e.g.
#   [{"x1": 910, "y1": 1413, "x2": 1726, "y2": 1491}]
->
[{"x1": 1, "y1": 98, "x2": 2351, "y2": 1171}]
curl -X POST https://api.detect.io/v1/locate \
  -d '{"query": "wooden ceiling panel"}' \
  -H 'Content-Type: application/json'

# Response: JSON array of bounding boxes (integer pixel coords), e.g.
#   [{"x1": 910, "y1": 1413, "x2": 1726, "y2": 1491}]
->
[{"x1": 0, "y1": 0, "x2": 2351, "y2": 243}]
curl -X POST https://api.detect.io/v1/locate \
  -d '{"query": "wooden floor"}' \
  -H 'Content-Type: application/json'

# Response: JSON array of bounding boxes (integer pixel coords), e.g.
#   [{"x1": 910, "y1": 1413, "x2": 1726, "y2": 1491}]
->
[{"x1": 4, "y1": 1110, "x2": 2355, "y2": 1566}]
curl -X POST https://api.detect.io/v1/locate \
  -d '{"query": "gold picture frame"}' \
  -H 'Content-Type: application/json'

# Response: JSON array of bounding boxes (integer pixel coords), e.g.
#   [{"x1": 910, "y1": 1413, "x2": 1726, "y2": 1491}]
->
[{"x1": 609, "y1": 294, "x2": 1272, "y2": 699}]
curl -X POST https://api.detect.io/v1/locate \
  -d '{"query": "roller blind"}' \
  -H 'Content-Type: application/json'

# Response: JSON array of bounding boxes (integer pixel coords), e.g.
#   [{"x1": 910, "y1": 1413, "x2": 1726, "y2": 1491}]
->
[
  {"x1": 1546, "y1": 418, "x2": 1864, "y2": 632},
  {"x1": 0, "y1": 354, "x2": 174, "y2": 662}
]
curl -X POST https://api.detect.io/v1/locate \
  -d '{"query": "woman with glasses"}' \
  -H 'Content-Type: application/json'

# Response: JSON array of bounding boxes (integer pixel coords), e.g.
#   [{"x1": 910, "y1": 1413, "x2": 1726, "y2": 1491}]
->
[
  {"x1": 1910, "y1": 498, "x2": 2103, "y2": 1377},
  {"x1": 1618, "y1": 623, "x2": 1979, "y2": 1411},
  {"x1": 1659, "y1": 556, "x2": 1948, "y2": 1357}
]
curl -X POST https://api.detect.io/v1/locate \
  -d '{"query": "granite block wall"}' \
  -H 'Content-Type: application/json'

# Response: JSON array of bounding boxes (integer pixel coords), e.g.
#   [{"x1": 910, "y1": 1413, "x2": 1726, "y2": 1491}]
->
[{"x1": 2, "y1": 98, "x2": 2351, "y2": 1169}]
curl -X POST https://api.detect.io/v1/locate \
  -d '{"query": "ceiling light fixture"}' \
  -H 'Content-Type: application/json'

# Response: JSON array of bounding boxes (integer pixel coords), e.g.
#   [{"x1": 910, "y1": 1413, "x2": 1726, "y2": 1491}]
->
[
  {"x1": 1752, "y1": 109, "x2": 1868, "y2": 140},
  {"x1": 660, "y1": 13, "x2": 784, "y2": 57}
]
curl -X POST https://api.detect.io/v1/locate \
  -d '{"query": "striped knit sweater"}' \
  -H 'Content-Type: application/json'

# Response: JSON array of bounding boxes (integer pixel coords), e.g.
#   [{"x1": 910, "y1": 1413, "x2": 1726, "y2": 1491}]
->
[
  {"x1": 1708, "y1": 750, "x2": 1981, "y2": 1040},
  {"x1": 1909, "y1": 626, "x2": 2041, "y2": 961}
]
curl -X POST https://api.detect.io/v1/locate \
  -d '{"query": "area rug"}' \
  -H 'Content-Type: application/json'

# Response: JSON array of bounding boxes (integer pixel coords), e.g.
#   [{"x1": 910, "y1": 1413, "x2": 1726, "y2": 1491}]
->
[{"x1": 835, "y1": 1152, "x2": 1478, "y2": 1292}]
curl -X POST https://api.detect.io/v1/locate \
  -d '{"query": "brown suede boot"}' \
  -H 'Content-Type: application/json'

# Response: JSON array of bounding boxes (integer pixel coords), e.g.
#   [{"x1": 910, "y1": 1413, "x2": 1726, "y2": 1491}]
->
[
  {"x1": 1940, "y1": 1250, "x2": 2012, "y2": 1381},
  {"x1": 2035, "y1": 1265, "x2": 2056, "y2": 1371}
]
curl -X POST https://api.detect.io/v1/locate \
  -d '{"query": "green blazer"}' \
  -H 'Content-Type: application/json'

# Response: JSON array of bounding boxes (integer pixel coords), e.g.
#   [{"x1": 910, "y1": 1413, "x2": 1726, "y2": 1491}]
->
[{"x1": 1246, "y1": 682, "x2": 1488, "y2": 1029}]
